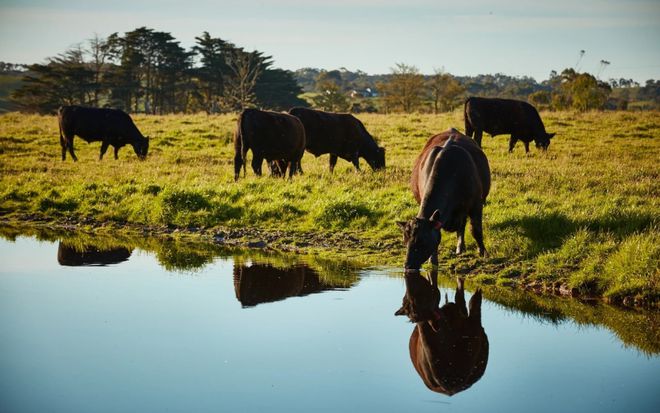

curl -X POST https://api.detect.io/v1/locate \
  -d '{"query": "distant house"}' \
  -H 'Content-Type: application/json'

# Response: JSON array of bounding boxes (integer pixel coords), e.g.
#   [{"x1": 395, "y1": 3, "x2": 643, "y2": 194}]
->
[{"x1": 349, "y1": 88, "x2": 378, "y2": 98}]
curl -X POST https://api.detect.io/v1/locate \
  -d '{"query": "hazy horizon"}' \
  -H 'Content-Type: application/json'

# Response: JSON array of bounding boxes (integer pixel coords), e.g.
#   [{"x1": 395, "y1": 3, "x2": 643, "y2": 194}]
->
[{"x1": 1, "y1": 0, "x2": 659, "y2": 83}]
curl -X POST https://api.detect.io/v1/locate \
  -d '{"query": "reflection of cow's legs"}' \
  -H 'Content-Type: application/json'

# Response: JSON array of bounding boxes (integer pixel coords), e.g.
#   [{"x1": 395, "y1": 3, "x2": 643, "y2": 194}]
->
[
  {"x1": 251, "y1": 155, "x2": 263, "y2": 176},
  {"x1": 329, "y1": 154, "x2": 338, "y2": 173},
  {"x1": 508, "y1": 136, "x2": 517, "y2": 153},
  {"x1": 455, "y1": 277, "x2": 468, "y2": 317},
  {"x1": 469, "y1": 288, "x2": 482, "y2": 321},
  {"x1": 456, "y1": 217, "x2": 467, "y2": 254},
  {"x1": 100, "y1": 142, "x2": 109, "y2": 160},
  {"x1": 470, "y1": 206, "x2": 487, "y2": 257},
  {"x1": 474, "y1": 129, "x2": 483, "y2": 147},
  {"x1": 428, "y1": 269, "x2": 439, "y2": 289}
]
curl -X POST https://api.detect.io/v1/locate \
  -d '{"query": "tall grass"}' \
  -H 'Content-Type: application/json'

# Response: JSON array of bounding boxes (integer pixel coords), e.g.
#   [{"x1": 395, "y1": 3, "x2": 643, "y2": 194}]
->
[{"x1": 0, "y1": 110, "x2": 658, "y2": 302}]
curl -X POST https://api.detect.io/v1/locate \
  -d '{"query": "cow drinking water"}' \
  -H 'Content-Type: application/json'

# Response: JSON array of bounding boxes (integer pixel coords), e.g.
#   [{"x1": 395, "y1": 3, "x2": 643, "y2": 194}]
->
[{"x1": 399, "y1": 129, "x2": 490, "y2": 270}]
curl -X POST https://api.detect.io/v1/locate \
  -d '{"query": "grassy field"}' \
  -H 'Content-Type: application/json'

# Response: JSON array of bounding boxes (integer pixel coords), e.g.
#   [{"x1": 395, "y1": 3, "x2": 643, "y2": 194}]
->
[{"x1": 0, "y1": 110, "x2": 658, "y2": 305}]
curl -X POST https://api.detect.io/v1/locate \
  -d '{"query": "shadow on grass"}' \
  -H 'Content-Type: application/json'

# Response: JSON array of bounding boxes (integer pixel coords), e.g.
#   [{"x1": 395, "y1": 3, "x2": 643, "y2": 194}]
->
[{"x1": 492, "y1": 210, "x2": 657, "y2": 256}]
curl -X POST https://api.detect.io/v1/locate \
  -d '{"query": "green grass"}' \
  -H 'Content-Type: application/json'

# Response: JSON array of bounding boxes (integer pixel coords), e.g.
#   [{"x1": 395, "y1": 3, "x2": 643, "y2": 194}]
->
[{"x1": 0, "y1": 110, "x2": 658, "y2": 304}]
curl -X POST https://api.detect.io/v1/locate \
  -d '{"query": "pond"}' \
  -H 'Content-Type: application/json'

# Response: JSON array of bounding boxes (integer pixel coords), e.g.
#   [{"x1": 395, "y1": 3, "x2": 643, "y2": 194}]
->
[{"x1": 0, "y1": 229, "x2": 659, "y2": 413}]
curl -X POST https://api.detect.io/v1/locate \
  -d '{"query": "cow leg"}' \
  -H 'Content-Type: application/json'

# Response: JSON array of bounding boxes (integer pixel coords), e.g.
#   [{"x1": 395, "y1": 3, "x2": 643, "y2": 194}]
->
[
  {"x1": 114, "y1": 146, "x2": 120, "y2": 160},
  {"x1": 251, "y1": 155, "x2": 263, "y2": 176},
  {"x1": 465, "y1": 121, "x2": 474, "y2": 138},
  {"x1": 508, "y1": 136, "x2": 517, "y2": 153},
  {"x1": 288, "y1": 161, "x2": 296, "y2": 180},
  {"x1": 66, "y1": 135, "x2": 78, "y2": 162},
  {"x1": 523, "y1": 141, "x2": 530, "y2": 153},
  {"x1": 99, "y1": 142, "x2": 109, "y2": 160},
  {"x1": 329, "y1": 154, "x2": 338, "y2": 173},
  {"x1": 60, "y1": 130, "x2": 67, "y2": 161},
  {"x1": 474, "y1": 129, "x2": 483, "y2": 147},
  {"x1": 351, "y1": 153, "x2": 361, "y2": 172},
  {"x1": 470, "y1": 206, "x2": 487, "y2": 257},
  {"x1": 456, "y1": 218, "x2": 467, "y2": 255},
  {"x1": 233, "y1": 153, "x2": 243, "y2": 181},
  {"x1": 430, "y1": 249, "x2": 439, "y2": 267}
]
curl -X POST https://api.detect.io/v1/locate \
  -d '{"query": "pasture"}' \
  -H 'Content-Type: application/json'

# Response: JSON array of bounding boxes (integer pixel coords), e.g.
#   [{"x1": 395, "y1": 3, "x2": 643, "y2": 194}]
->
[{"x1": 0, "y1": 110, "x2": 658, "y2": 304}]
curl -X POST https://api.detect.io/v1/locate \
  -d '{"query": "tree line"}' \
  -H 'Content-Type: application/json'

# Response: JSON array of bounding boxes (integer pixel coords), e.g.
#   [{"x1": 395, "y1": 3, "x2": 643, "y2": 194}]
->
[
  {"x1": 295, "y1": 66, "x2": 659, "y2": 113},
  {"x1": 5, "y1": 33, "x2": 659, "y2": 114},
  {"x1": 10, "y1": 27, "x2": 306, "y2": 114}
]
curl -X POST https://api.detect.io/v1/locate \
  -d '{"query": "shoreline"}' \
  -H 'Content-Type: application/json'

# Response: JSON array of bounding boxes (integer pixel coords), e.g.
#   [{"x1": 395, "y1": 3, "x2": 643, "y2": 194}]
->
[{"x1": 2, "y1": 216, "x2": 657, "y2": 309}]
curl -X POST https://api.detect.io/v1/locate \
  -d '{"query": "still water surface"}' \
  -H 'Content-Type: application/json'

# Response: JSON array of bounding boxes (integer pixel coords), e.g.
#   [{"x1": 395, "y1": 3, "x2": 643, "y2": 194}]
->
[{"x1": 0, "y1": 235, "x2": 658, "y2": 413}]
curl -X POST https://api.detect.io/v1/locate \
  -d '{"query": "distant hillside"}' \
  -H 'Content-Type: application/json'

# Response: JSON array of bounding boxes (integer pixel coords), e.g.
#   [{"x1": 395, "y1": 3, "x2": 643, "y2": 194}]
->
[{"x1": 0, "y1": 71, "x2": 24, "y2": 113}]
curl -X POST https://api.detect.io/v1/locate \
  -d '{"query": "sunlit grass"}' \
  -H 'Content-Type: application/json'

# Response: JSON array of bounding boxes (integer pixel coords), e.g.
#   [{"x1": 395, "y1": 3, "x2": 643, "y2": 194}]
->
[{"x1": 0, "y1": 110, "x2": 658, "y2": 303}]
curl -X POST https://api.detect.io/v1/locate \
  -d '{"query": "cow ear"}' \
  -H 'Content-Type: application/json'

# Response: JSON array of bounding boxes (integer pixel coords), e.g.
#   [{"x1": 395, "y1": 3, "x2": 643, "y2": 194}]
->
[
  {"x1": 429, "y1": 319, "x2": 442, "y2": 332},
  {"x1": 547, "y1": 133, "x2": 555, "y2": 139},
  {"x1": 394, "y1": 307, "x2": 406, "y2": 316}
]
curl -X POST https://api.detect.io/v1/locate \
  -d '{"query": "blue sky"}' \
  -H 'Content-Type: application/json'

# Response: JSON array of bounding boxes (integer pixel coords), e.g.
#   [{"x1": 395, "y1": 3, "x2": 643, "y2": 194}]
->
[{"x1": 1, "y1": 0, "x2": 659, "y2": 82}]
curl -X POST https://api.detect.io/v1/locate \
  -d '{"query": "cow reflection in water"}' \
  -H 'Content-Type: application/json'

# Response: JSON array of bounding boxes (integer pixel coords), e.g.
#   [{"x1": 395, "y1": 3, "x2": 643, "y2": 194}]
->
[
  {"x1": 233, "y1": 262, "x2": 331, "y2": 307},
  {"x1": 395, "y1": 271, "x2": 488, "y2": 395},
  {"x1": 57, "y1": 242, "x2": 132, "y2": 266}
]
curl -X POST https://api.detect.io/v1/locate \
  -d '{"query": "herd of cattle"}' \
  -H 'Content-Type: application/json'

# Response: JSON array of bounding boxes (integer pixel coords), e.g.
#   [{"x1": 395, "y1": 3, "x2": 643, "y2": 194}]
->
[{"x1": 57, "y1": 97, "x2": 555, "y2": 271}]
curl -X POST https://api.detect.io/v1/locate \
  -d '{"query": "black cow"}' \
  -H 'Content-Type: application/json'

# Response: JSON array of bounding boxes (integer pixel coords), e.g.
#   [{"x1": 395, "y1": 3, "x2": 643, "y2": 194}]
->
[
  {"x1": 464, "y1": 97, "x2": 555, "y2": 152},
  {"x1": 58, "y1": 105, "x2": 149, "y2": 161},
  {"x1": 57, "y1": 242, "x2": 132, "y2": 266},
  {"x1": 234, "y1": 108, "x2": 306, "y2": 181},
  {"x1": 288, "y1": 107, "x2": 385, "y2": 172},
  {"x1": 395, "y1": 272, "x2": 488, "y2": 396},
  {"x1": 399, "y1": 129, "x2": 490, "y2": 270}
]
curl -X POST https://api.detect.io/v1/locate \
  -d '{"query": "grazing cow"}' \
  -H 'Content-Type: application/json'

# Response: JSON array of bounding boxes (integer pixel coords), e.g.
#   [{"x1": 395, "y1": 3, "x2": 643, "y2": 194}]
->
[
  {"x1": 57, "y1": 242, "x2": 132, "y2": 266},
  {"x1": 58, "y1": 105, "x2": 149, "y2": 161},
  {"x1": 464, "y1": 97, "x2": 555, "y2": 152},
  {"x1": 233, "y1": 262, "x2": 330, "y2": 307},
  {"x1": 395, "y1": 272, "x2": 489, "y2": 396},
  {"x1": 399, "y1": 129, "x2": 490, "y2": 270},
  {"x1": 288, "y1": 107, "x2": 385, "y2": 172},
  {"x1": 234, "y1": 108, "x2": 306, "y2": 181}
]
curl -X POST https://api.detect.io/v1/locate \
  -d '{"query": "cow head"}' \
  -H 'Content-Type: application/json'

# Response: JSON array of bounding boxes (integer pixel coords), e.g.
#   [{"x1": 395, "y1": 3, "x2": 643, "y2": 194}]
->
[
  {"x1": 395, "y1": 271, "x2": 440, "y2": 322},
  {"x1": 535, "y1": 132, "x2": 555, "y2": 151},
  {"x1": 397, "y1": 210, "x2": 442, "y2": 270},
  {"x1": 134, "y1": 136, "x2": 149, "y2": 160},
  {"x1": 365, "y1": 146, "x2": 386, "y2": 171}
]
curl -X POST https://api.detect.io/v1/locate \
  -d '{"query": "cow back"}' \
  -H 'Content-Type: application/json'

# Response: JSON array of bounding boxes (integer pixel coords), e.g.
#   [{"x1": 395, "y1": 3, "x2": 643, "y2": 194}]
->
[{"x1": 411, "y1": 129, "x2": 490, "y2": 204}]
